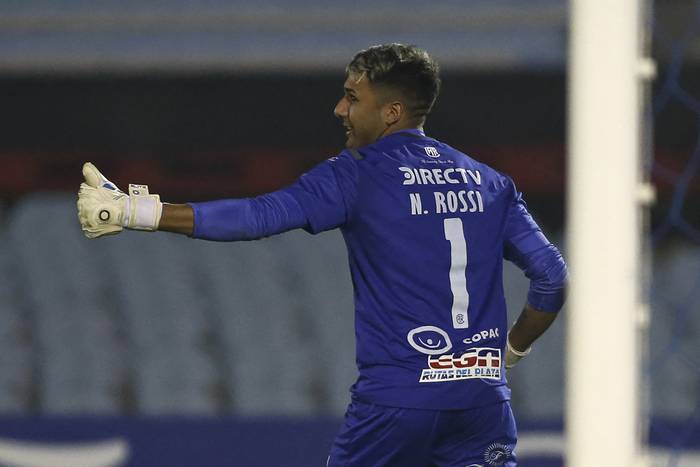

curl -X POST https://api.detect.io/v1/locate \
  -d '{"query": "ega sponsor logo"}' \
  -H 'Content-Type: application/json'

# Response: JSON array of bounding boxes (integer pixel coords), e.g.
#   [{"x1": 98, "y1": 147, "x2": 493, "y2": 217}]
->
[{"x1": 419, "y1": 347, "x2": 501, "y2": 383}]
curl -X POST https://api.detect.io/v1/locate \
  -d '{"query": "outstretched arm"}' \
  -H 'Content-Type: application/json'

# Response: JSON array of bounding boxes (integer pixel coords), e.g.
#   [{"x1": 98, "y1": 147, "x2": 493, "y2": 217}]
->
[
  {"x1": 77, "y1": 158, "x2": 353, "y2": 241},
  {"x1": 77, "y1": 162, "x2": 308, "y2": 241}
]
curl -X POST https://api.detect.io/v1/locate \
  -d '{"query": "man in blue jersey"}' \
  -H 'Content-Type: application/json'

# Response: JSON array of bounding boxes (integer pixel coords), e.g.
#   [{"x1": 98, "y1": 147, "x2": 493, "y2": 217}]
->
[{"x1": 77, "y1": 44, "x2": 567, "y2": 467}]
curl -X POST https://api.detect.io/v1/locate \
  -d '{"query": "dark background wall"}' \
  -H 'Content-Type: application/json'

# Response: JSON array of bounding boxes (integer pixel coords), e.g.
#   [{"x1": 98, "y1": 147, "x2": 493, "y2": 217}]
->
[
  {"x1": 0, "y1": 71, "x2": 570, "y2": 230},
  {"x1": 1, "y1": 67, "x2": 697, "y2": 231}
]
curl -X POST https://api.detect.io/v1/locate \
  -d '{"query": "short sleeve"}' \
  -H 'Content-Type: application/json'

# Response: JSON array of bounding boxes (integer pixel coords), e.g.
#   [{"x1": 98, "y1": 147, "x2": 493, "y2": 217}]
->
[{"x1": 283, "y1": 151, "x2": 358, "y2": 234}]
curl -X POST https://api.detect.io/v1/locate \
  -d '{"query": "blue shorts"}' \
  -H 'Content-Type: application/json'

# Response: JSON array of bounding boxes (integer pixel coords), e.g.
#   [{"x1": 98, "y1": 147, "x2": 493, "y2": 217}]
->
[{"x1": 327, "y1": 399, "x2": 517, "y2": 467}]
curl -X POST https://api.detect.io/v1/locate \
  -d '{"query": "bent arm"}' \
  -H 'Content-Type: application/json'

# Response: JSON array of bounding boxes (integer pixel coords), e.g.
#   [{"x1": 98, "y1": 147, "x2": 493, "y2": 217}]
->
[
  {"x1": 502, "y1": 186, "x2": 568, "y2": 359},
  {"x1": 506, "y1": 242, "x2": 568, "y2": 352}
]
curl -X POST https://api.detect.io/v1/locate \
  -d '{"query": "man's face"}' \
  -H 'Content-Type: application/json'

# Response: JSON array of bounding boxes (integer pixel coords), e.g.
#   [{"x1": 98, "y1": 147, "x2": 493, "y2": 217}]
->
[{"x1": 334, "y1": 73, "x2": 388, "y2": 149}]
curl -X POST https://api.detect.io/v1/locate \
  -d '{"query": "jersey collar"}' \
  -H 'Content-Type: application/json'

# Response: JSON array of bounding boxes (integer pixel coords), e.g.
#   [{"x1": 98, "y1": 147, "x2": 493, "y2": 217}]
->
[
  {"x1": 377, "y1": 128, "x2": 427, "y2": 144},
  {"x1": 393, "y1": 128, "x2": 426, "y2": 138}
]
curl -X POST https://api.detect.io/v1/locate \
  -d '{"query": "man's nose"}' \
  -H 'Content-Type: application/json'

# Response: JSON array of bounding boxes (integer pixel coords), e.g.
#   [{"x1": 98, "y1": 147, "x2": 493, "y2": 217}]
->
[{"x1": 334, "y1": 97, "x2": 348, "y2": 119}]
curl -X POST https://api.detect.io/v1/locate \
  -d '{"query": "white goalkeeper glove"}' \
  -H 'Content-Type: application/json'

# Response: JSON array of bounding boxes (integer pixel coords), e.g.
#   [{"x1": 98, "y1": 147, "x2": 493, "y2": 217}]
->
[
  {"x1": 505, "y1": 333, "x2": 532, "y2": 369},
  {"x1": 77, "y1": 162, "x2": 163, "y2": 239}
]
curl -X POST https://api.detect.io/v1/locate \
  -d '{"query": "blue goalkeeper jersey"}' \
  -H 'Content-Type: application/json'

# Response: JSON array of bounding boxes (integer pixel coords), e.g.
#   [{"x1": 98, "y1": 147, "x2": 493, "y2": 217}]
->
[
  {"x1": 283, "y1": 129, "x2": 564, "y2": 410},
  {"x1": 191, "y1": 128, "x2": 566, "y2": 410}
]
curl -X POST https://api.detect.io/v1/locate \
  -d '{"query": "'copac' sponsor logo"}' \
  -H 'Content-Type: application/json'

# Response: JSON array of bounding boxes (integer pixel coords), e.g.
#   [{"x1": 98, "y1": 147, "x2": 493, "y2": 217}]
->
[
  {"x1": 462, "y1": 327, "x2": 500, "y2": 345},
  {"x1": 419, "y1": 347, "x2": 501, "y2": 382}
]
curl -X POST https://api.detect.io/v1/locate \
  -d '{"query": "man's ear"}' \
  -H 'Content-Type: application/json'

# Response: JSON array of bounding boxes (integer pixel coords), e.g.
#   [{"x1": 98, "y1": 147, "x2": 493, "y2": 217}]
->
[{"x1": 384, "y1": 101, "x2": 403, "y2": 126}]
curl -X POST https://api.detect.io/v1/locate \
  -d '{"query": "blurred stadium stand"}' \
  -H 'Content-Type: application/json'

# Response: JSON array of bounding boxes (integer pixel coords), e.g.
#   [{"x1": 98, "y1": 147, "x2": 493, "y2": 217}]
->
[
  {"x1": 2, "y1": 194, "x2": 698, "y2": 438},
  {"x1": 3, "y1": 194, "x2": 360, "y2": 416},
  {"x1": 0, "y1": 192, "x2": 564, "y2": 419}
]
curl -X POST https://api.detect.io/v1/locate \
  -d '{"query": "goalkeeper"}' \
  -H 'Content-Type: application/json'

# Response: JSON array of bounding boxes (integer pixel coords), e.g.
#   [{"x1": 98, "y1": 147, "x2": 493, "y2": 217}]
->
[{"x1": 78, "y1": 44, "x2": 566, "y2": 467}]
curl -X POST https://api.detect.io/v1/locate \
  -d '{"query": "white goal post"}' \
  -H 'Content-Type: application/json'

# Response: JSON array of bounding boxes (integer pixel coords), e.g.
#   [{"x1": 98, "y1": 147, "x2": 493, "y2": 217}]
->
[{"x1": 567, "y1": 0, "x2": 653, "y2": 466}]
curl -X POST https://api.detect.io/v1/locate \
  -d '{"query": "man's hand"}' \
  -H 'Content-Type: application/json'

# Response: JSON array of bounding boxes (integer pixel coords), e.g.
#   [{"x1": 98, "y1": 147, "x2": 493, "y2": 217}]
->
[{"x1": 77, "y1": 162, "x2": 163, "y2": 238}]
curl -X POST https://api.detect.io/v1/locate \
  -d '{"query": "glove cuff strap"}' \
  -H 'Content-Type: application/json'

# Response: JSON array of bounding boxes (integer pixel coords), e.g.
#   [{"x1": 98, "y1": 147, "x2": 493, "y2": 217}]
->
[{"x1": 124, "y1": 184, "x2": 163, "y2": 231}]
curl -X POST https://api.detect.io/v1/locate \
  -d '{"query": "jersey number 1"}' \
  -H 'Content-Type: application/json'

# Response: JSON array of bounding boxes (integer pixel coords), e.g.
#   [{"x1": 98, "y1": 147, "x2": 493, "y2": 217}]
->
[{"x1": 444, "y1": 218, "x2": 469, "y2": 328}]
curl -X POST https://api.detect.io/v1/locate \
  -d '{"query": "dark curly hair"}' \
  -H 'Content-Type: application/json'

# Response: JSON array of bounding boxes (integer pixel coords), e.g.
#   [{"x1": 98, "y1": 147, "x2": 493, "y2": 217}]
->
[{"x1": 346, "y1": 43, "x2": 441, "y2": 124}]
